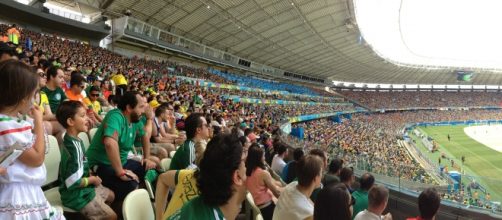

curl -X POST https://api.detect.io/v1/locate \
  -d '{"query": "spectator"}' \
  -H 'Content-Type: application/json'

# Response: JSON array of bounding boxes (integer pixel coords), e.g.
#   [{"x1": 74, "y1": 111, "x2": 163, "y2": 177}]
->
[
  {"x1": 354, "y1": 185, "x2": 392, "y2": 220},
  {"x1": 282, "y1": 147, "x2": 304, "y2": 184},
  {"x1": 246, "y1": 144, "x2": 283, "y2": 220},
  {"x1": 0, "y1": 60, "x2": 63, "y2": 219},
  {"x1": 86, "y1": 91, "x2": 156, "y2": 200},
  {"x1": 407, "y1": 188, "x2": 441, "y2": 220},
  {"x1": 314, "y1": 183, "x2": 354, "y2": 220},
  {"x1": 0, "y1": 42, "x2": 15, "y2": 61},
  {"x1": 56, "y1": 101, "x2": 116, "y2": 219},
  {"x1": 323, "y1": 158, "x2": 343, "y2": 187},
  {"x1": 168, "y1": 133, "x2": 247, "y2": 219},
  {"x1": 111, "y1": 70, "x2": 127, "y2": 96},
  {"x1": 65, "y1": 73, "x2": 86, "y2": 103},
  {"x1": 83, "y1": 86, "x2": 103, "y2": 117},
  {"x1": 108, "y1": 94, "x2": 118, "y2": 109},
  {"x1": 155, "y1": 140, "x2": 207, "y2": 220},
  {"x1": 42, "y1": 66, "x2": 67, "y2": 113},
  {"x1": 273, "y1": 155, "x2": 324, "y2": 220},
  {"x1": 309, "y1": 148, "x2": 329, "y2": 201},
  {"x1": 36, "y1": 67, "x2": 64, "y2": 142},
  {"x1": 271, "y1": 143, "x2": 288, "y2": 176},
  {"x1": 169, "y1": 113, "x2": 209, "y2": 170},
  {"x1": 151, "y1": 104, "x2": 176, "y2": 155},
  {"x1": 341, "y1": 167, "x2": 356, "y2": 193},
  {"x1": 352, "y1": 173, "x2": 375, "y2": 217},
  {"x1": 7, "y1": 24, "x2": 20, "y2": 45}
]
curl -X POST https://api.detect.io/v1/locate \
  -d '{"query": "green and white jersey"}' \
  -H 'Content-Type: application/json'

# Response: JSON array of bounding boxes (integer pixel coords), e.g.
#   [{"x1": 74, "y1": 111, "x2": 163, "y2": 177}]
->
[{"x1": 58, "y1": 134, "x2": 95, "y2": 210}]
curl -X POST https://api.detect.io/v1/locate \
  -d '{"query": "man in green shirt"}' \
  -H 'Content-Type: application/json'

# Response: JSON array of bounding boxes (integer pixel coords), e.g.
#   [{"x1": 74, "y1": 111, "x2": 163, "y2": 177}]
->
[
  {"x1": 41, "y1": 66, "x2": 67, "y2": 113},
  {"x1": 169, "y1": 112, "x2": 209, "y2": 170},
  {"x1": 86, "y1": 91, "x2": 156, "y2": 200},
  {"x1": 169, "y1": 133, "x2": 248, "y2": 220},
  {"x1": 352, "y1": 173, "x2": 375, "y2": 218}
]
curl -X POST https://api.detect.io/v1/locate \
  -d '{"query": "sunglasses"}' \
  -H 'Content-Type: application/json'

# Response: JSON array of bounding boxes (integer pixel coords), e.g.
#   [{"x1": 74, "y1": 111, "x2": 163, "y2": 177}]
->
[{"x1": 90, "y1": 93, "x2": 100, "y2": 97}]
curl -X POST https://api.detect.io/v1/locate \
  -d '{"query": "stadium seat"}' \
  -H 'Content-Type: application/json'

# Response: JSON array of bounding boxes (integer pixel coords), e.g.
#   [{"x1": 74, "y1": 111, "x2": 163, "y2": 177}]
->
[
  {"x1": 246, "y1": 192, "x2": 262, "y2": 220},
  {"x1": 160, "y1": 158, "x2": 171, "y2": 171},
  {"x1": 43, "y1": 135, "x2": 60, "y2": 187},
  {"x1": 43, "y1": 135, "x2": 77, "y2": 213},
  {"x1": 88, "y1": 127, "x2": 98, "y2": 141},
  {"x1": 145, "y1": 178, "x2": 155, "y2": 200},
  {"x1": 169, "y1": 150, "x2": 176, "y2": 158},
  {"x1": 256, "y1": 214, "x2": 264, "y2": 220},
  {"x1": 123, "y1": 189, "x2": 154, "y2": 220},
  {"x1": 78, "y1": 132, "x2": 90, "y2": 151}
]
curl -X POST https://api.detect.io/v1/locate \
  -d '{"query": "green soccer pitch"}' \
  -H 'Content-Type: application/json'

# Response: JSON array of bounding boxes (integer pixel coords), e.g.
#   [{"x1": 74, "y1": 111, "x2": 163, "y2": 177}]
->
[{"x1": 411, "y1": 125, "x2": 502, "y2": 202}]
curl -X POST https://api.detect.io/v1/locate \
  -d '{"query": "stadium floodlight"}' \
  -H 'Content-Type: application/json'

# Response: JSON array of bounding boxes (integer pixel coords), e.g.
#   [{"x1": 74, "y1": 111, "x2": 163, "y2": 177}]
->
[{"x1": 354, "y1": 0, "x2": 502, "y2": 70}]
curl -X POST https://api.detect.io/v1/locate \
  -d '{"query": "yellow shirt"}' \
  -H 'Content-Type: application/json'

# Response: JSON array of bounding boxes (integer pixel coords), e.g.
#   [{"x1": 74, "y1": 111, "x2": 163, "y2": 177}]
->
[
  {"x1": 39, "y1": 92, "x2": 49, "y2": 115},
  {"x1": 162, "y1": 169, "x2": 199, "y2": 219},
  {"x1": 83, "y1": 97, "x2": 101, "y2": 114},
  {"x1": 111, "y1": 73, "x2": 128, "y2": 86}
]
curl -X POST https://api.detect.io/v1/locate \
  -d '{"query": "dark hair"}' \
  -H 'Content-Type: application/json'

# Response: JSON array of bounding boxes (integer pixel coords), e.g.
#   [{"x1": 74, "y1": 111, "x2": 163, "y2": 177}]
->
[
  {"x1": 70, "y1": 74, "x2": 85, "y2": 88},
  {"x1": 108, "y1": 94, "x2": 118, "y2": 105},
  {"x1": 212, "y1": 125, "x2": 222, "y2": 136},
  {"x1": 309, "y1": 149, "x2": 327, "y2": 162},
  {"x1": 293, "y1": 148, "x2": 304, "y2": 161},
  {"x1": 89, "y1": 86, "x2": 100, "y2": 93},
  {"x1": 117, "y1": 91, "x2": 139, "y2": 111},
  {"x1": 418, "y1": 188, "x2": 440, "y2": 219},
  {"x1": 275, "y1": 142, "x2": 287, "y2": 155},
  {"x1": 56, "y1": 101, "x2": 84, "y2": 128},
  {"x1": 297, "y1": 155, "x2": 323, "y2": 187},
  {"x1": 368, "y1": 185, "x2": 389, "y2": 209},
  {"x1": 244, "y1": 128, "x2": 252, "y2": 137},
  {"x1": 46, "y1": 66, "x2": 61, "y2": 81},
  {"x1": 155, "y1": 104, "x2": 168, "y2": 117},
  {"x1": 340, "y1": 167, "x2": 354, "y2": 183},
  {"x1": 328, "y1": 158, "x2": 343, "y2": 174},
  {"x1": 185, "y1": 113, "x2": 204, "y2": 140},
  {"x1": 0, "y1": 60, "x2": 38, "y2": 111},
  {"x1": 245, "y1": 144, "x2": 265, "y2": 176},
  {"x1": 197, "y1": 133, "x2": 243, "y2": 206},
  {"x1": 359, "y1": 173, "x2": 375, "y2": 191},
  {"x1": 314, "y1": 183, "x2": 352, "y2": 220}
]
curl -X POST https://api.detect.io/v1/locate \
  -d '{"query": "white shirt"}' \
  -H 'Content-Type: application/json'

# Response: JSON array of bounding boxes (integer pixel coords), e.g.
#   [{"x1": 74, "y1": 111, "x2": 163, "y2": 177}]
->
[
  {"x1": 272, "y1": 182, "x2": 313, "y2": 220},
  {"x1": 354, "y1": 210, "x2": 382, "y2": 220},
  {"x1": 271, "y1": 154, "x2": 286, "y2": 176}
]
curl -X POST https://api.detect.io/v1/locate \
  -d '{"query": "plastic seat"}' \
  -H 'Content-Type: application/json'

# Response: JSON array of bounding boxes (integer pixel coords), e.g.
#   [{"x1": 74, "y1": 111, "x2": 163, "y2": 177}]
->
[
  {"x1": 43, "y1": 135, "x2": 61, "y2": 187},
  {"x1": 77, "y1": 132, "x2": 90, "y2": 151},
  {"x1": 246, "y1": 192, "x2": 262, "y2": 220},
  {"x1": 43, "y1": 135, "x2": 77, "y2": 213},
  {"x1": 169, "y1": 150, "x2": 176, "y2": 158},
  {"x1": 88, "y1": 128, "x2": 98, "y2": 142},
  {"x1": 145, "y1": 178, "x2": 155, "y2": 200},
  {"x1": 123, "y1": 189, "x2": 154, "y2": 220},
  {"x1": 160, "y1": 158, "x2": 171, "y2": 171}
]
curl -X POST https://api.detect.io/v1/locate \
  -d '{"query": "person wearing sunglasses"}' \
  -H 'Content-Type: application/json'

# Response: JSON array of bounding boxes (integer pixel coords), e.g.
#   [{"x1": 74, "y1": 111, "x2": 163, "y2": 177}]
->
[
  {"x1": 314, "y1": 183, "x2": 355, "y2": 220},
  {"x1": 83, "y1": 86, "x2": 104, "y2": 123}
]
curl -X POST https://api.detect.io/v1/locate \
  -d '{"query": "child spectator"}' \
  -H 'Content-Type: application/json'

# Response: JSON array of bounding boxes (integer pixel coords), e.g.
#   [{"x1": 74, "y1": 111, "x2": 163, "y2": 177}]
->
[
  {"x1": 56, "y1": 101, "x2": 116, "y2": 219},
  {"x1": 0, "y1": 60, "x2": 64, "y2": 219}
]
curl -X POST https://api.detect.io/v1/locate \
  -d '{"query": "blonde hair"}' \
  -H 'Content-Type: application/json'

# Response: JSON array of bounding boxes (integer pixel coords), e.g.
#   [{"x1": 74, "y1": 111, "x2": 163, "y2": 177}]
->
[{"x1": 195, "y1": 140, "x2": 207, "y2": 166}]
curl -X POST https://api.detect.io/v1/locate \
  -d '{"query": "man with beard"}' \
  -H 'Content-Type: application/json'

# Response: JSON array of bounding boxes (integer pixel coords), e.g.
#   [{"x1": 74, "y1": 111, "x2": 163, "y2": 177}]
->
[{"x1": 86, "y1": 91, "x2": 156, "y2": 200}]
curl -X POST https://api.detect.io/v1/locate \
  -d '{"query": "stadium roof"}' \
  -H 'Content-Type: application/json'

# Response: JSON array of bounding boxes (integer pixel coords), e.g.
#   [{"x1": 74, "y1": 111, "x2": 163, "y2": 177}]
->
[{"x1": 39, "y1": 0, "x2": 502, "y2": 84}]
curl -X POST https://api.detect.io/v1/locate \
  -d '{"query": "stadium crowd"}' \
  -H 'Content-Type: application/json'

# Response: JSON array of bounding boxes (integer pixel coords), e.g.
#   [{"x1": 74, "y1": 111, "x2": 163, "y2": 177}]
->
[
  {"x1": 0, "y1": 22, "x2": 494, "y2": 220},
  {"x1": 340, "y1": 91, "x2": 502, "y2": 109}
]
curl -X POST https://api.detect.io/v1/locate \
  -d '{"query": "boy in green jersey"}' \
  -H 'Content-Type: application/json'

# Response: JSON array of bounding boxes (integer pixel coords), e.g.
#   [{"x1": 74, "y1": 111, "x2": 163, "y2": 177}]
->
[{"x1": 56, "y1": 101, "x2": 116, "y2": 219}]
